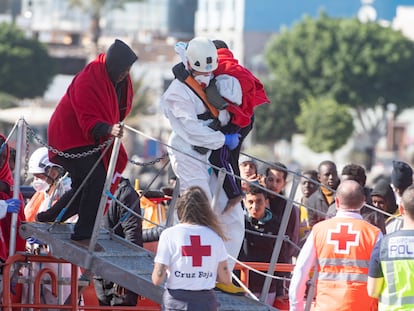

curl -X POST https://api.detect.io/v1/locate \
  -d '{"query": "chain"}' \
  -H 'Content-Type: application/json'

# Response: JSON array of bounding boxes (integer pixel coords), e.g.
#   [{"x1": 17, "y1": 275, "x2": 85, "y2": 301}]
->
[
  {"x1": 23, "y1": 126, "x2": 30, "y2": 182},
  {"x1": 24, "y1": 121, "x2": 114, "y2": 159},
  {"x1": 128, "y1": 153, "x2": 167, "y2": 167},
  {"x1": 24, "y1": 120, "x2": 164, "y2": 168}
]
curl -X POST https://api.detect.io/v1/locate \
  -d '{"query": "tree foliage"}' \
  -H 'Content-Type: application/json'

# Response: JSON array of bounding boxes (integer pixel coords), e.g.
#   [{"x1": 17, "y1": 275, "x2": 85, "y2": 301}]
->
[
  {"x1": 0, "y1": 92, "x2": 19, "y2": 109},
  {"x1": 259, "y1": 13, "x2": 414, "y2": 145},
  {"x1": 296, "y1": 97, "x2": 354, "y2": 153},
  {"x1": 0, "y1": 23, "x2": 55, "y2": 99}
]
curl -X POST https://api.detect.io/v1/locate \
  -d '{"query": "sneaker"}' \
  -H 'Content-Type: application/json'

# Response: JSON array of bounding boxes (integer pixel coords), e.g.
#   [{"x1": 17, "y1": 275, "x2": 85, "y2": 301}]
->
[
  {"x1": 215, "y1": 282, "x2": 245, "y2": 296},
  {"x1": 71, "y1": 239, "x2": 104, "y2": 252}
]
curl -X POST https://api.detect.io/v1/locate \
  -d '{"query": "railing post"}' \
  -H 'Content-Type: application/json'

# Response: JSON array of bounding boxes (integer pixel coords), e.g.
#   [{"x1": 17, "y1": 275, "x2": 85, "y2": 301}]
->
[
  {"x1": 259, "y1": 173, "x2": 300, "y2": 303},
  {"x1": 9, "y1": 117, "x2": 24, "y2": 256},
  {"x1": 88, "y1": 136, "x2": 122, "y2": 256}
]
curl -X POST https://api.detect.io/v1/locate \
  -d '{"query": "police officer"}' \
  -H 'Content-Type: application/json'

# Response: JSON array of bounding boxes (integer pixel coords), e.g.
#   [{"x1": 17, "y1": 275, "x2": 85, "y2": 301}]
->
[{"x1": 368, "y1": 184, "x2": 414, "y2": 310}]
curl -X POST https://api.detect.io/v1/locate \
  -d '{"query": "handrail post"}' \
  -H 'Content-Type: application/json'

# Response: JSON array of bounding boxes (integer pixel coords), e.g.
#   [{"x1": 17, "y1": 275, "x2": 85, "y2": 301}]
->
[
  {"x1": 88, "y1": 136, "x2": 122, "y2": 256},
  {"x1": 259, "y1": 173, "x2": 300, "y2": 303},
  {"x1": 9, "y1": 117, "x2": 24, "y2": 256}
]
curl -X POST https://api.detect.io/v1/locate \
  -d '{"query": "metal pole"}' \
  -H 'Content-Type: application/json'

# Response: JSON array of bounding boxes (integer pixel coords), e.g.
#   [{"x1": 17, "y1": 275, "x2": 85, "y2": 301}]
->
[
  {"x1": 259, "y1": 174, "x2": 300, "y2": 303},
  {"x1": 9, "y1": 118, "x2": 24, "y2": 256},
  {"x1": 87, "y1": 136, "x2": 121, "y2": 256}
]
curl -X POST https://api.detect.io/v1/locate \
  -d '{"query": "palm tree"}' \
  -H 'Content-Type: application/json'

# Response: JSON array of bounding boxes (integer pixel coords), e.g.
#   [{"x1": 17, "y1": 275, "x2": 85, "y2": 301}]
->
[{"x1": 68, "y1": 0, "x2": 144, "y2": 55}]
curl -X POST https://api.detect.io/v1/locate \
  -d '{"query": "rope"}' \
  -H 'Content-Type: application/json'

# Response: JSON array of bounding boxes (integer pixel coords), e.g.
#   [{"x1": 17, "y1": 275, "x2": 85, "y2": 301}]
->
[{"x1": 228, "y1": 255, "x2": 291, "y2": 282}]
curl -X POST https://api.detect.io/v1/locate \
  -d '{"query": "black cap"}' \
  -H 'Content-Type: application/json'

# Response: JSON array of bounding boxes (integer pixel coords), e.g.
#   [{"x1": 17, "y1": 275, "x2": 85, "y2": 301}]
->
[
  {"x1": 105, "y1": 39, "x2": 138, "y2": 84},
  {"x1": 371, "y1": 179, "x2": 397, "y2": 214},
  {"x1": 391, "y1": 160, "x2": 413, "y2": 192}
]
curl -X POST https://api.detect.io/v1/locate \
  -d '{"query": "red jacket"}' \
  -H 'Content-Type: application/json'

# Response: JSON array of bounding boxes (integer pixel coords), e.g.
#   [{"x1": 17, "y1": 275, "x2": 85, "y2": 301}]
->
[
  {"x1": 48, "y1": 53, "x2": 134, "y2": 174},
  {"x1": 214, "y1": 48, "x2": 270, "y2": 128}
]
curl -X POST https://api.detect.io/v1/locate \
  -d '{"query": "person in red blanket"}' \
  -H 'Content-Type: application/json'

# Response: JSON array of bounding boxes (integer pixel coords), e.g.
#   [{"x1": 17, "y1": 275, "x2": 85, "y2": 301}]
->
[
  {"x1": 209, "y1": 40, "x2": 270, "y2": 211},
  {"x1": 46, "y1": 39, "x2": 137, "y2": 249},
  {"x1": 0, "y1": 134, "x2": 25, "y2": 262}
]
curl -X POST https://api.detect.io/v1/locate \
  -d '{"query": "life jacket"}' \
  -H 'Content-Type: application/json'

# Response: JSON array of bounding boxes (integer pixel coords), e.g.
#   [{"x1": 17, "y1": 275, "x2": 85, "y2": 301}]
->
[
  {"x1": 313, "y1": 216, "x2": 380, "y2": 311},
  {"x1": 24, "y1": 184, "x2": 58, "y2": 222},
  {"x1": 378, "y1": 230, "x2": 414, "y2": 311},
  {"x1": 172, "y1": 62, "x2": 219, "y2": 118}
]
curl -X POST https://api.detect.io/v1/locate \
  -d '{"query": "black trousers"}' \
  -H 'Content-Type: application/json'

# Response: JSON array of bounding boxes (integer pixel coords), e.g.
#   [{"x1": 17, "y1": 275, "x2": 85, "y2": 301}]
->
[
  {"x1": 50, "y1": 146, "x2": 106, "y2": 240},
  {"x1": 209, "y1": 119, "x2": 254, "y2": 200},
  {"x1": 93, "y1": 277, "x2": 138, "y2": 306}
]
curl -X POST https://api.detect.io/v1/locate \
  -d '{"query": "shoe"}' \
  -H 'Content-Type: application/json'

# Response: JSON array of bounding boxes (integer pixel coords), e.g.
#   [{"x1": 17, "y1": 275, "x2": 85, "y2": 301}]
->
[
  {"x1": 71, "y1": 239, "x2": 104, "y2": 252},
  {"x1": 222, "y1": 195, "x2": 243, "y2": 214},
  {"x1": 215, "y1": 282, "x2": 245, "y2": 296}
]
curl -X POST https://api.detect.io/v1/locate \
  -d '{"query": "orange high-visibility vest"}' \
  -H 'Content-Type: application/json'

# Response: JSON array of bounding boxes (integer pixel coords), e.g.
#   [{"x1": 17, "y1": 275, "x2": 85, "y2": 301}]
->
[{"x1": 313, "y1": 217, "x2": 380, "y2": 311}]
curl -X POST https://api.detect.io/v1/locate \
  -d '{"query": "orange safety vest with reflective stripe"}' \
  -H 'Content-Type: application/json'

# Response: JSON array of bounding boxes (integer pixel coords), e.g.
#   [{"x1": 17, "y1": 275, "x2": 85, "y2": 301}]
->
[{"x1": 313, "y1": 217, "x2": 380, "y2": 311}]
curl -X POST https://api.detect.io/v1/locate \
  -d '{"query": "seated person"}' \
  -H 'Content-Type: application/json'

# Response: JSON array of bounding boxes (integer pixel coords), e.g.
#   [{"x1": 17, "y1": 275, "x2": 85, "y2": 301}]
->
[{"x1": 93, "y1": 177, "x2": 142, "y2": 306}]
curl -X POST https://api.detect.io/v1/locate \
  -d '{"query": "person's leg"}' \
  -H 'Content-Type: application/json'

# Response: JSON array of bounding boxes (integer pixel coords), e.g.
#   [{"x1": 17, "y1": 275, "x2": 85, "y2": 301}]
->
[
  {"x1": 111, "y1": 287, "x2": 138, "y2": 306},
  {"x1": 209, "y1": 147, "x2": 243, "y2": 200},
  {"x1": 169, "y1": 150, "x2": 212, "y2": 202},
  {"x1": 35, "y1": 189, "x2": 79, "y2": 222},
  {"x1": 70, "y1": 153, "x2": 106, "y2": 240}
]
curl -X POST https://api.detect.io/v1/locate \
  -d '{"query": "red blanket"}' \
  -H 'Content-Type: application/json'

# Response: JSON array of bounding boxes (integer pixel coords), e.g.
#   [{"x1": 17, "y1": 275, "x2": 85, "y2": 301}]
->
[
  {"x1": 214, "y1": 48, "x2": 270, "y2": 128},
  {"x1": 48, "y1": 53, "x2": 134, "y2": 174},
  {"x1": 0, "y1": 134, "x2": 26, "y2": 261}
]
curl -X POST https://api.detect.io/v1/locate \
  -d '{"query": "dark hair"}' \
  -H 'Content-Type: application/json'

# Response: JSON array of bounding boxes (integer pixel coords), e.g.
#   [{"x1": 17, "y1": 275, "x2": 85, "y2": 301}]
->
[
  {"x1": 245, "y1": 184, "x2": 267, "y2": 198},
  {"x1": 318, "y1": 160, "x2": 337, "y2": 172},
  {"x1": 212, "y1": 39, "x2": 228, "y2": 49},
  {"x1": 265, "y1": 162, "x2": 288, "y2": 180},
  {"x1": 341, "y1": 163, "x2": 366, "y2": 186},
  {"x1": 302, "y1": 169, "x2": 318, "y2": 180}
]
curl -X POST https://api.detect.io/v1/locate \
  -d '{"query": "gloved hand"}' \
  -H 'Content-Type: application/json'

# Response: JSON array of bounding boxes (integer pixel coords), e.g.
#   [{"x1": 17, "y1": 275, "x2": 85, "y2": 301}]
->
[
  {"x1": 224, "y1": 133, "x2": 240, "y2": 150},
  {"x1": 6, "y1": 198, "x2": 21, "y2": 214}
]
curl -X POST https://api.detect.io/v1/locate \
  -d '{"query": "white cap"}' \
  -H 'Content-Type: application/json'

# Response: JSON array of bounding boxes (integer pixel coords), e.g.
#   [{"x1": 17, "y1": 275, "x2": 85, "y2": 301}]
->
[{"x1": 239, "y1": 155, "x2": 257, "y2": 166}]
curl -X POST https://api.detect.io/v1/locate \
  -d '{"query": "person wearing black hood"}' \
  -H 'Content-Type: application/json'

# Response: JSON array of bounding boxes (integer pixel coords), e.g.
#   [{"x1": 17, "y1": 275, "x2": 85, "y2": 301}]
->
[{"x1": 46, "y1": 39, "x2": 138, "y2": 249}]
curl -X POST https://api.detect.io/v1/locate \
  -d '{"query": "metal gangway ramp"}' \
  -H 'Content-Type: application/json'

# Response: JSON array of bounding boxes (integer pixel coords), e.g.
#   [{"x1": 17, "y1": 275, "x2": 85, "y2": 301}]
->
[{"x1": 18, "y1": 222, "x2": 277, "y2": 311}]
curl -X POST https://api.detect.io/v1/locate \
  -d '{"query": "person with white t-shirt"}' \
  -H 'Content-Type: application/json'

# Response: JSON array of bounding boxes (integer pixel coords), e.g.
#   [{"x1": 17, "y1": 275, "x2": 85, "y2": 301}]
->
[{"x1": 152, "y1": 186, "x2": 231, "y2": 311}]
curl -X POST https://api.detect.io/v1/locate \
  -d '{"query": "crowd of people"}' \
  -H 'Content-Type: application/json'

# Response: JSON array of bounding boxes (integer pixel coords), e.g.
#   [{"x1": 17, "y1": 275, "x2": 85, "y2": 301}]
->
[{"x1": 0, "y1": 35, "x2": 413, "y2": 311}]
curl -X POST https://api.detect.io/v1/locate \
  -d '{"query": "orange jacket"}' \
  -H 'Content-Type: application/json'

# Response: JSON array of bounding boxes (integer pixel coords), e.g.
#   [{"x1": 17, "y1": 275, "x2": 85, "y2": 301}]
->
[
  {"x1": 24, "y1": 184, "x2": 58, "y2": 222},
  {"x1": 313, "y1": 217, "x2": 380, "y2": 311}
]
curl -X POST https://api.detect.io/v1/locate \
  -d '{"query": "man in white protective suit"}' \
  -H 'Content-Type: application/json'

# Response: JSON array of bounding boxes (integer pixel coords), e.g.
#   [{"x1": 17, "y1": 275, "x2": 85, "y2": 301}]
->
[
  {"x1": 161, "y1": 36, "x2": 240, "y2": 202},
  {"x1": 161, "y1": 37, "x2": 245, "y2": 295}
]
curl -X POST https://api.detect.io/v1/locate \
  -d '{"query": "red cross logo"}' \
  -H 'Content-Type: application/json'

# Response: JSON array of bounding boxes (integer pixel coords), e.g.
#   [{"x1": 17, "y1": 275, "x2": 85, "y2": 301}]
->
[
  {"x1": 181, "y1": 235, "x2": 211, "y2": 267},
  {"x1": 327, "y1": 223, "x2": 360, "y2": 254}
]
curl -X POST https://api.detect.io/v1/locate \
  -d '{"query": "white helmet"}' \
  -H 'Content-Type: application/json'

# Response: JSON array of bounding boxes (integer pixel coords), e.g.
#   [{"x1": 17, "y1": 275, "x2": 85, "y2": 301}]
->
[
  {"x1": 28, "y1": 147, "x2": 60, "y2": 174},
  {"x1": 185, "y1": 37, "x2": 218, "y2": 73}
]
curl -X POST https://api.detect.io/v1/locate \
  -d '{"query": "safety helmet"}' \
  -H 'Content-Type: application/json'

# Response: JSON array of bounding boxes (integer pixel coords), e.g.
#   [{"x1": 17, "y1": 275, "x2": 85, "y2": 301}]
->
[
  {"x1": 185, "y1": 37, "x2": 218, "y2": 73},
  {"x1": 28, "y1": 147, "x2": 60, "y2": 174}
]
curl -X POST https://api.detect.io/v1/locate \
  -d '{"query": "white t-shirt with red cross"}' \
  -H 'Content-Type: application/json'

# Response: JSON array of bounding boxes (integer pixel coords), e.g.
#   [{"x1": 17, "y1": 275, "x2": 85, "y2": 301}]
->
[{"x1": 154, "y1": 223, "x2": 228, "y2": 290}]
